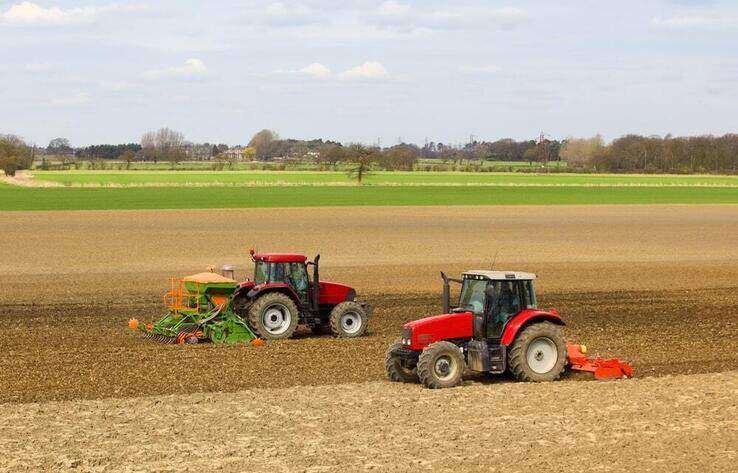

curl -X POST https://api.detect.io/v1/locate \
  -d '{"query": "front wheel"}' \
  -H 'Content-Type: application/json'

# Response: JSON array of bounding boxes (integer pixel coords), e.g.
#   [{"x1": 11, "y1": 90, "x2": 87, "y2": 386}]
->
[
  {"x1": 417, "y1": 341, "x2": 465, "y2": 389},
  {"x1": 508, "y1": 322, "x2": 567, "y2": 382},
  {"x1": 247, "y1": 292, "x2": 299, "y2": 340},
  {"x1": 329, "y1": 302, "x2": 368, "y2": 337},
  {"x1": 385, "y1": 343, "x2": 419, "y2": 383}
]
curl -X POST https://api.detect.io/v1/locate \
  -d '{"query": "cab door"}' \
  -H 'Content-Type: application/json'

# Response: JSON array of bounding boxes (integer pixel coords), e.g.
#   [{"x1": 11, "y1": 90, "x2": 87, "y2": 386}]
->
[
  {"x1": 286, "y1": 262, "x2": 310, "y2": 304},
  {"x1": 485, "y1": 280, "x2": 524, "y2": 339}
]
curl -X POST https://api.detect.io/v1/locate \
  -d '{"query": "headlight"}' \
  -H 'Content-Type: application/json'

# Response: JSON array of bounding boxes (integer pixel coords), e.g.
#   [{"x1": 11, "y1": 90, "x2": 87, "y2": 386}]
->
[{"x1": 402, "y1": 327, "x2": 412, "y2": 345}]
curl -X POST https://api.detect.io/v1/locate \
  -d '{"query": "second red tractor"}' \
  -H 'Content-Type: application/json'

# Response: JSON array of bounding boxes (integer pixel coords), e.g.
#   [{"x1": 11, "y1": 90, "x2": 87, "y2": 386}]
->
[{"x1": 385, "y1": 270, "x2": 632, "y2": 388}]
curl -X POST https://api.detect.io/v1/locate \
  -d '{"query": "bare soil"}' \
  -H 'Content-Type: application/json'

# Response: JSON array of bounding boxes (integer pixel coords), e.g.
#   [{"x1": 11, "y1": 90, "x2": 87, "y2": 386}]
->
[
  {"x1": 1, "y1": 287, "x2": 736, "y2": 404},
  {"x1": 1, "y1": 205, "x2": 737, "y2": 472},
  {"x1": 2, "y1": 373, "x2": 736, "y2": 472}
]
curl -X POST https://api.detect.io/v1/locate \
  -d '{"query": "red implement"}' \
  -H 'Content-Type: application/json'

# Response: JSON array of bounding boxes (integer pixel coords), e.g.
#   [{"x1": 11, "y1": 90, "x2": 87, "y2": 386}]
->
[{"x1": 566, "y1": 343, "x2": 633, "y2": 380}]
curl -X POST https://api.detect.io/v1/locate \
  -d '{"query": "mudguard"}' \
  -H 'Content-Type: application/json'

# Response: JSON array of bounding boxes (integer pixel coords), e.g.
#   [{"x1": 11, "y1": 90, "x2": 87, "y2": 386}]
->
[
  {"x1": 500, "y1": 309, "x2": 565, "y2": 346},
  {"x1": 244, "y1": 283, "x2": 302, "y2": 304}
]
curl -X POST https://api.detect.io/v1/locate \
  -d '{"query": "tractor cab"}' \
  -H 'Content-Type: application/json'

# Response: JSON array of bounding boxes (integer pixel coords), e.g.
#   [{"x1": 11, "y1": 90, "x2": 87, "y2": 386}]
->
[
  {"x1": 450, "y1": 271, "x2": 538, "y2": 341},
  {"x1": 252, "y1": 252, "x2": 312, "y2": 302}
]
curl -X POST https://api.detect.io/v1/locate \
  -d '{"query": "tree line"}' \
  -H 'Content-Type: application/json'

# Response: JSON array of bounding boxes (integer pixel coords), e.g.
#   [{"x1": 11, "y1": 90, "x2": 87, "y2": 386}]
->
[
  {"x1": 561, "y1": 134, "x2": 738, "y2": 173},
  {"x1": 4, "y1": 128, "x2": 738, "y2": 177}
]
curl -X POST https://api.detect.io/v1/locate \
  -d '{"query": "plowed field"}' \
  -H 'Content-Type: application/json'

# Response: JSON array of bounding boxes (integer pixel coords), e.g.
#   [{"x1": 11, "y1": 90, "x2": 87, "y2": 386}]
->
[{"x1": 1, "y1": 205, "x2": 737, "y2": 472}]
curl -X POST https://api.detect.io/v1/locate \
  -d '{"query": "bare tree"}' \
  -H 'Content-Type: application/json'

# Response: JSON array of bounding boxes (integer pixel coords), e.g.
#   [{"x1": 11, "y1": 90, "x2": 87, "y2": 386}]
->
[
  {"x1": 120, "y1": 150, "x2": 137, "y2": 170},
  {"x1": 248, "y1": 129, "x2": 279, "y2": 160},
  {"x1": 345, "y1": 144, "x2": 378, "y2": 184},
  {"x1": 318, "y1": 144, "x2": 345, "y2": 168},
  {"x1": 559, "y1": 135, "x2": 604, "y2": 167},
  {"x1": 379, "y1": 144, "x2": 418, "y2": 171},
  {"x1": 140, "y1": 128, "x2": 186, "y2": 163},
  {"x1": 47, "y1": 137, "x2": 72, "y2": 155},
  {"x1": 0, "y1": 135, "x2": 34, "y2": 176}
]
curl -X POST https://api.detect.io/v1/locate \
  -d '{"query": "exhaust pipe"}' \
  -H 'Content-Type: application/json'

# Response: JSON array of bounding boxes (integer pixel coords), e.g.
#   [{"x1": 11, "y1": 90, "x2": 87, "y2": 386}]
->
[
  {"x1": 441, "y1": 271, "x2": 450, "y2": 314},
  {"x1": 312, "y1": 254, "x2": 321, "y2": 312}
]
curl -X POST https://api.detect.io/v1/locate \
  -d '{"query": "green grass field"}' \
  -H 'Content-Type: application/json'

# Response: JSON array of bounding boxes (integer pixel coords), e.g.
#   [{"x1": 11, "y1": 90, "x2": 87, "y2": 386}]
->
[
  {"x1": 2, "y1": 182, "x2": 738, "y2": 211},
  {"x1": 29, "y1": 170, "x2": 738, "y2": 187}
]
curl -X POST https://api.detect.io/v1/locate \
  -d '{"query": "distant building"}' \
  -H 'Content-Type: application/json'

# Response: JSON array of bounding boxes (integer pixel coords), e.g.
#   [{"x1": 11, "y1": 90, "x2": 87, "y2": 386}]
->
[{"x1": 221, "y1": 146, "x2": 245, "y2": 159}]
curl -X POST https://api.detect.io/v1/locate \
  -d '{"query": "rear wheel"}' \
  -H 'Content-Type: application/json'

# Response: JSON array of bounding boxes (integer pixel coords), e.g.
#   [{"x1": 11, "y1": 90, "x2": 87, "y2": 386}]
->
[
  {"x1": 384, "y1": 342, "x2": 419, "y2": 383},
  {"x1": 417, "y1": 341, "x2": 465, "y2": 389},
  {"x1": 329, "y1": 302, "x2": 368, "y2": 337},
  {"x1": 247, "y1": 292, "x2": 299, "y2": 340},
  {"x1": 508, "y1": 322, "x2": 566, "y2": 382}
]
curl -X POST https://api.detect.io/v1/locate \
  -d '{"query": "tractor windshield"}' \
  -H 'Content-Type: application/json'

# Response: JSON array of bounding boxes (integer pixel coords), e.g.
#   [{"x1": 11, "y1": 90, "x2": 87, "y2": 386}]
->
[
  {"x1": 254, "y1": 261, "x2": 269, "y2": 284},
  {"x1": 458, "y1": 278, "x2": 487, "y2": 315}
]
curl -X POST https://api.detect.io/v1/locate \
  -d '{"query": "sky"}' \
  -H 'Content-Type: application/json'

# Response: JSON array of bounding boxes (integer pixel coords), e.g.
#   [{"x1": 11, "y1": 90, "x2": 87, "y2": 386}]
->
[{"x1": 1, "y1": 0, "x2": 738, "y2": 147}]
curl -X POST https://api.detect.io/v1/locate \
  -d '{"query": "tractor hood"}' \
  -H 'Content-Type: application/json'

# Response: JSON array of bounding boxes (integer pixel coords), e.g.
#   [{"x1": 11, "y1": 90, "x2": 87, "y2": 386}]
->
[
  {"x1": 318, "y1": 281, "x2": 355, "y2": 305},
  {"x1": 234, "y1": 280, "x2": 355, "y2": 306},
  {"x1": 404, "y1": 312, "x2": 473, "y2": 350}
]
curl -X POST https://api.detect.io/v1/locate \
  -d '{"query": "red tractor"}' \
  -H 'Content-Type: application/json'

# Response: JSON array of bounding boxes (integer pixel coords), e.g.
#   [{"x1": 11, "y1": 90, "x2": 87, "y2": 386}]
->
[
  {"x1": 385, "y1": 270, "x2": 632, "y2": 388},
  {"x1": 232, "y1": 251, "x2": 370, "y2": 340}
]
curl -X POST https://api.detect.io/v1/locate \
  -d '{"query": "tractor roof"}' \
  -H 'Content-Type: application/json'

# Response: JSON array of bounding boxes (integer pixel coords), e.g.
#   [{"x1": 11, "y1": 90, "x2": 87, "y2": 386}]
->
[
  {"x1": 254, "y1": 253, "x2": 307, "y2": 263},
  {"x1": 463, "y1": 270, "x2": 537, "y2": 281}
]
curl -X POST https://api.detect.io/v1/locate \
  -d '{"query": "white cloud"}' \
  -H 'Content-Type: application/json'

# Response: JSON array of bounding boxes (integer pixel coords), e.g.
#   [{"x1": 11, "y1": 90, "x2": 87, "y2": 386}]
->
[
  {"x1": 264, "y1": 2, "x2": 316, "y2": 26},
  {"x1": 652, "y1": 15, "x2": 738, "y2": 30},
  {"x1": 370, "y1": 4, "x2": 527, "y2": 32},
  {"x1": 377, "y1": 1, "x2": 411, "y2": 18},
  {"x1": 493, "y1": 7, "x2": 526, "y2": 19},
  {"x1": 142, "y1": 59, "x2": 209, "y2": 81},
  {"x1": 47, "y1": 92, "x2": 91, "y2": 108},
  {"x1": 0, "y1": 2, "x2": 97, "y2": 26},
  {"x1": 24, "y1": 63, "x2": 53, "y2": 72},
  {"x1": 300, "y1": 63, "x2": 331, "y2": 78},
  {"x1": 339, "y1": 61, "x2": 389, "y2": 80}
]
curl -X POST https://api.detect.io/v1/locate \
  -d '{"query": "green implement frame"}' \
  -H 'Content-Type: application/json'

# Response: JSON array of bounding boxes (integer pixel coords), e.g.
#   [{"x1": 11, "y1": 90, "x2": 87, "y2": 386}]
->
[{"x1": 130, "y1": 272, "x2": 258, "y2": 344}]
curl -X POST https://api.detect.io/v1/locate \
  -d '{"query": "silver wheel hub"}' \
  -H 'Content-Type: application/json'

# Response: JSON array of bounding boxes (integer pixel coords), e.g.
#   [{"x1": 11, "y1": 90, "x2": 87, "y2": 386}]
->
[
  {"x1": 263, "y1": 304, "x2": 291, "y2": 335},
  {"x1": 434, "y1": 355, "x2": 455, "y2": 380},
  {"x1": 526, "y1": 337, "x2": 558, "y2": 374},
  {"x1": 340, "y1": 311, "x2": 362, "y2": 334}
]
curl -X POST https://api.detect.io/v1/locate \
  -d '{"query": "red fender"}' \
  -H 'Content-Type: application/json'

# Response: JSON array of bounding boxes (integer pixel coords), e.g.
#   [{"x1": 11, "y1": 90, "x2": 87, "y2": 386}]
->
[
  {"x1": 500, "y1": 309, "x2": 565, "y2": 346},
  {"x1": 246, "y1": 283, "x2": 302, "y2": 304}
]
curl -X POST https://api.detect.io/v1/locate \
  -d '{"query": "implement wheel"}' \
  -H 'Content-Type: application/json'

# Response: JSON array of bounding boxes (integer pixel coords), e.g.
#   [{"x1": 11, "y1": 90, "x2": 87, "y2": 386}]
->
[
  {"x1": 248, "y1": 292, "x2": 299, "y2": 340},
  {"x1": 384, "y1": 343, "x2": 419, "y2": 383},
  {"x1": 417, "y1": 341, "x2": 465, "y2": 389},
  {"x1": 329, "y1": 302, "x2": 368, "y2": 337},
  {"x1": 508, "y1": 322, "x2": 567, "y2": 382}
]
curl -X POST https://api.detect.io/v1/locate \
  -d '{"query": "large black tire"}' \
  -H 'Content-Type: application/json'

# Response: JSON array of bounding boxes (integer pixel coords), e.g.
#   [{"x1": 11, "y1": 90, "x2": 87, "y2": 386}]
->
[
  {"x1": 231, "y1": 295, "x2": 251, "y2": 318},
  {"x1": 384, "y1": 342, "x2": 419, "y2": 383},
  {"x1": 329, "y1": 301, "x2": 368, "y2": 337},
  {"x1": 508, "y1": 322, "x2": 567, "y2": 382},
  {"x1": 247, "y1": 292, "x2": 299, "y2": 340},
  {"x1": 417, "y1": 341, "x2": 465, "y2": 389}
]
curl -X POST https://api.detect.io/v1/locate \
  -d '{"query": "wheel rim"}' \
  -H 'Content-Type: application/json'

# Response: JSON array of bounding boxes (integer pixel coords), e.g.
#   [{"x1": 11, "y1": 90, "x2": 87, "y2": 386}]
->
[
  {"x1": 433, "y1": 354, "x2": 457, "y2": 381},
  {"x1": 340, "y1": 311, "x2": 362, "y2": 335},
  {"x1": 526, "y1": 337, "x2": 558, "y2": 374},
  {"x1": 263, "y1": 304, "x2": 292, "y2": 335}
]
